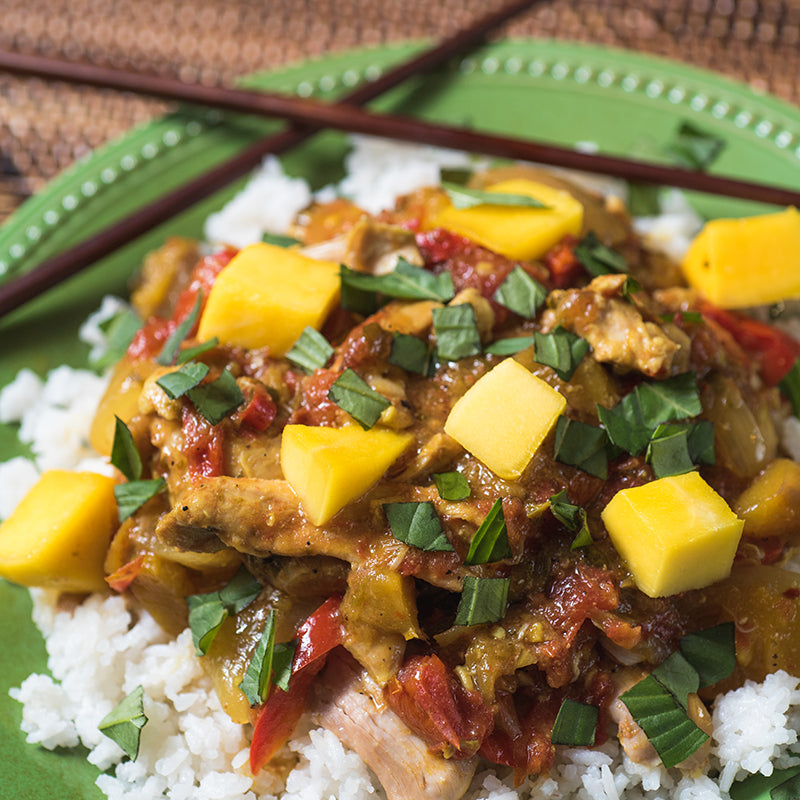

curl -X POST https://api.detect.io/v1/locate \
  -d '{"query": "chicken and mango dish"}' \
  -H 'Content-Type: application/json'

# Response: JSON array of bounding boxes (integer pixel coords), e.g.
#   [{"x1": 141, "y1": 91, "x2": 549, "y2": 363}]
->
[{"x1": 4, "y1": 166, "x2": 800, "y2": 799}]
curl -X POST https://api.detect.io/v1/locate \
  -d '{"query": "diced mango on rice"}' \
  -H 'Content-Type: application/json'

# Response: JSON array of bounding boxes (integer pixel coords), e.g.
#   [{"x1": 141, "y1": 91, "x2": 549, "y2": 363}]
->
[
  {"x1": 682, "y1": 207, "x2": 800, "y2": 308},
  {"x1": 444, "y1": 358, "x2": 566, "y2": 480},
  {"x1": 601, "y1": 471, "x2": 744, "y2": 598},
  {"x1": 0, "y1": 470, "x2": 118, "y2": 594},
  {"x1": 281, "y1": 424, "x2": 413, "y2": 526},
  {"x1": 432, "y1": 178, "x2": 584, "y2": 261},
  {"x1": 197, "y1": 242, "x2": 340, "y2": 355}
]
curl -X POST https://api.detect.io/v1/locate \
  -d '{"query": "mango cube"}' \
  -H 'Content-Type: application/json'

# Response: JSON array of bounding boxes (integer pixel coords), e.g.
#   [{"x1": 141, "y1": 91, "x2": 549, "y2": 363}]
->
[
  {"x1": 682, "y1": 207, "x2": 800, "y2": 308},
  {"x1": 197, "y1": 242, "x2": 340, "y2": 355},
  {"x1": 0, "y1": 470, "x2": 118, "y2": 593},
  {"x1": 444, "y1": 358, "x2": 566, "y2": 480},
  {"x1": 433, "y1": 178, "x2": 584, "y2": 261},
  {"x1": 281, "y1": 424, "x2": 413, "y2": 526},
  {"x1": 601, "y1": 471, "x2": 744, "y2": 598}
]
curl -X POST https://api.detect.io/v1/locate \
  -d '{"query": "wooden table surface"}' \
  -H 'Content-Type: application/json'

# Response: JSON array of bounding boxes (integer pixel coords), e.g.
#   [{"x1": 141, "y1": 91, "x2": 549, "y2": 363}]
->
[{"x1": 1, "y1": 0, "x2": 799, "y2": 224}]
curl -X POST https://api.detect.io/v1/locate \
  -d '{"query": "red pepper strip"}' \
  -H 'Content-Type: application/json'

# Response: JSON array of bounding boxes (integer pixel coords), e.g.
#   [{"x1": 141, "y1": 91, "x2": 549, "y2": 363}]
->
[
  {"x1": 249, "y1": 596, "x2": 343, "y2": 773},
  {"x1": 233, "y1": 383, "x2": 277, "y2": 432},
  {"x1": 182, "y1": 405, "x2": 225, "y2": 480},
  {"x1": 384, "y1": 653, "x2": 494, "y2": 760},
  {"x1": 701, "y1": 305, "x2": 800, "y2": 386},
  {"x1": 172, "y1": 246, "x2": 237, "y2": 324},
  {"x1": 105, "y1": 555, "x2": 145, "y2": 593}
]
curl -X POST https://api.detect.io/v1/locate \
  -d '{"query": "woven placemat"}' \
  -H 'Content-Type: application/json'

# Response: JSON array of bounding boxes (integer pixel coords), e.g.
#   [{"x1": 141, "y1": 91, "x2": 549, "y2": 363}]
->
[{"x1": 1, "y1": 0, "x2": 799, "y2": 223}]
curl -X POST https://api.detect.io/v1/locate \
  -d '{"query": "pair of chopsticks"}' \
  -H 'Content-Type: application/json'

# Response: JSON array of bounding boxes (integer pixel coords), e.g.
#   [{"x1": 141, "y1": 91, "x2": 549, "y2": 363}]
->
[{"x1": 1, "y1": 0, "x2": 799, "y2": 318}]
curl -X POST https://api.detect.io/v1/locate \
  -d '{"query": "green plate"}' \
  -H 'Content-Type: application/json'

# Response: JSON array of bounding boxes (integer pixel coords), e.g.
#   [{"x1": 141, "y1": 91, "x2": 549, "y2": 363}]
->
[{"x1": 1, "y1": 39, "x2": 799, "y2": 799}]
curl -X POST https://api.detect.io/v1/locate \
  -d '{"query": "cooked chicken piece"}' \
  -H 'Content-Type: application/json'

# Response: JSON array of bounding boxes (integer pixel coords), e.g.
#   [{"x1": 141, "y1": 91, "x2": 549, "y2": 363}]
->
[
  {"x1": 131, "y1": 237, "x2": 201, "y2": 319},
  {"x1": 155, "y1": 477, "x2": 483, "y2": 590},
  {"x1": 345, "y1": 217, "x2": 424, "y2": 275},
  {"x1": 363, "y1": 299, "x2": 441, "y2": 337},
  {"x1": 543, "y1": 274, "x2": 690, "y2": 377},
  {"x1": 310, "y1": 651, "x2": 477, "y2": 800},
  {"x1": 393, "y1": 432, "x2": 464, "y2": 482},
  {"x1": 138, "y1": 367, "x2": 183, "y2": 420}
]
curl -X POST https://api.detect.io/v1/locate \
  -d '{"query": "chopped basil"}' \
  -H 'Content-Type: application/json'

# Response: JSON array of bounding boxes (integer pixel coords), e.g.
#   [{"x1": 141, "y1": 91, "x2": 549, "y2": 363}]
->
[
  {"x1": 187, "y1": 368, "x2": 244, "y2": 425},
  {"x1": 98, "y1": 685, "x2": 148, "y2": 760},
  {"x1": 92, "y1": 307, "x2": 142, "y2": 370},
  {"x1": 549, "y1": 490, "x2": 592, "y2": 549},
  {"x1": 384, "y1": 501, "x2": 454, "y2": 552},
  {"x1": 328, "y1": 368, "x2": 391, "y2": 429},
  {"x1": 433, "y1": 471, "x2": 471, "y2": 501},
  {"x1": 464, "y1": 499, "x2": 511, "y2": 565},
  {"x1": 680, "y1": 622, "x2": 736, "y2": 687},
  {"x1": 286, "y1": 326, "x2": 334, "y2": 374},
  {"x1": 111, "y1": 417, "x2": 142, "y2": 482},
  {"x1": 239, "y1": 609, "x2": 297, "y2": 706},
  {"x1": 261, "y1": 232, "x2": 301, "y2": 248},
  {"x1": 454, "y1": 575, "x2": 510, "y2": 627},
  {"x1": 620, "y1": 674, "x2": 709, "y2": 769},
  {"x1": 432, "y1": 304, "x2": 482, "y2": 361},
  {"x1": 664, "y1": 121, "x2": 725, "y2": 171},
  {"x1": 622, "y1": 276, "x2": 643, "y2": 301},
  {"x1": 340, "y1": 273, "x2": 379, "y2": 316},
  {"x1": 176, "y1": 337, "x2": 219, "y2": 365},
  {"x1": 492, "y1": 266, "x2": 547, "y2": 319},
  {"x1": 636, "y1": 372, "x2": 702, "y2": 425},
  {"x1": 114, "y1": 478, "x2": 166, "y2": 521},
  {"x1": 439, "y1": 166, "x2": 473, "y2": 186},
  {"x1": 156, "y1": 362, "x2": 210, "y2": 400},
  {"x1": 533, "y1": 328, "x2": 590, "y2": 381},
  {"x1": 597, "y1": 401, "x2": 652, "y2": 457},
  {"x1": 484, "y1": 336, "x2": 535, "y2": 356},
  {"x1": 779, "y1": 358, "x2": 800, "y2": 418},
  {"x1": 186, "y1": 567, "x2": 262, "y2": 656},
  {"x1": 646, "y1": 425, "x2": 695, "y2": 478},
  {"x1": 553, "y1": 417, "x2": 610, "y2": 479},
  {"x1": 340, "y1": 260, "x2": 455, "y2": 303},
  {"x1": 442, "y1": 182, "x2": 549, "y2": 210},
  {"x1": 626, "y1": 182, "x2": 661, "y2": 217},
  {"x1": 573, "y1": 231, "x2": 628, "y2": 276},
  {"x1": 730, "y1": 766, "x2": 800, "y2": 800},
  {"x1": 156, "y1": 292, "x2": 203, "y2": 366},
  {"x1": 651, "y1": 651, "x2": 700, "y2": 710},
  {"x1": 551, "y1": 698, "x2": 598, "y2": 746},
  {"x1": 660, "y1": 310, "x2": 704, "y2": 325},
  {"x1": 388, "y1": 332, "x2": 431, "y2": 375}
]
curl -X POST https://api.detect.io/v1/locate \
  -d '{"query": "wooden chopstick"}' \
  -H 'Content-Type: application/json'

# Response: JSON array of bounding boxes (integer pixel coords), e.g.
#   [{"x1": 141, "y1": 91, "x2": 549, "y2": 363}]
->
[{"x1": 0, "y1": 0, "x2": 541, "y2": 318}]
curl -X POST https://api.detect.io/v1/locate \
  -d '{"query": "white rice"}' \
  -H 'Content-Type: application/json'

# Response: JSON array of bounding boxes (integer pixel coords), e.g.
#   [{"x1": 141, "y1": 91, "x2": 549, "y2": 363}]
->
[{"x1": 4, "y1": 136, "x2": 800, "y2": 799}]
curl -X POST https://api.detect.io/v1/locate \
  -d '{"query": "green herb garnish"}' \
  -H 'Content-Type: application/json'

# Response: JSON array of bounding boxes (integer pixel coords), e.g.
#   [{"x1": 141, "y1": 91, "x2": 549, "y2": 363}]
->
[
  {"x1": 433, "y1": 471, "x2": 471, "y2": 501},
  {"x1": 261, "y1": 232, "x2": 301, "y2": 248},
  {"x1": 110, "y1": 416, "x2": 142, "y2": 482},
  {"x1": 239, "y1": 609, "x2": 297, "y2": 705},
  {"x1": 551, "y1": 699, "x2": 598, "y2": 746},
  {"x1": 187, "y1": 368, "x2": 244, "y2": 425},
  {"x1": 432, "y1": 304, "x2": 482, "y2": 361},
  {"x1": 620, "y1": 675, "x2": 709, "y2": 769},
  {"x1": 651, "y1": 651, "x2": 700, "y2": 710},
  {"x1": 626, "y1": 182, "x2": 661, "y2": 217},
  {"x1": 92, "y1": 307, "x2": 142, "y2": 370},
  {"x1": 328, "y1": 368, "x2": 391, "y2": 429},
  {"x1": 443, "y1": 182, "x2": 549, "y2": 210},
  {"x1": 454, "y1": 575, "x2": 510, "y2": 627},
  {"x1": 622, "y1": 276, "x2": 643, "y2": 301},
  {"x1": 156, "y1": 362, "x2": 210, "y2": 399},
  {"x1": 484, "y1": 336, "x2": 535, "y2": 356},
  {"x1": 98, "y1": 685, "x2": 148, "y2": 760},
  {"x1": 779, "y1": 357, "x2": 800, "y2": 418},
  {"x1": 533, "y1": 328, "x2": 590, "y2": 381},
  {"x1": 384, "y1": 501, "x2": 454, "y2": 552},
  {"x1": 573, "y1": 231, "x2": 628, "y2": 276},
  {"x1": 464, "y1": 499, "x2": 511, "y2": 565},
  {"x1": 680, "y1": 622, "x2": 736, "y2": 687},
  {"x1": 114, "y1": 478, "x2": 166, "y2": 521},
  {"x1": 286, "y1": 326, "x2": 334, "y2": 374},
  {"x1": 549, "y1": 490, "x2": 592, "y2": 549},
  {"x1": 439, "y1": 167, "x2": 473, "y2": 186},
  {"x1": 493, "y1": 266, "x2": 547, "y2": 319},
  {"x1": 646, "y1": 425, "x2": 695, "y2": 478},
  {"x1": 553, "y1": 417, "x2": 610, "y2": 479},
  {"x1": 388, "y1": 333, "x2": 431, "y2": 375},
  {"x1": 340, "y1": 260, "x2": 455, "y2": 303},
  {"x1": 156, "y1": 292, "x2": 203, "y2": 366},
  {"x1": 186, "y1": 567, "x2": 262, "y2": 656},
  {"x1": 176, "y1": 337, "x2": 219, "y2": 364}
]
